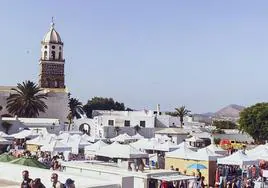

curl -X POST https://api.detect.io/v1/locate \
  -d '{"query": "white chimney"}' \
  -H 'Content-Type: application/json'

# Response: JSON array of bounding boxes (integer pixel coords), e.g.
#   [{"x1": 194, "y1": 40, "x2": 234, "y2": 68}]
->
[{"x1": 157, "y1": 104, "x2": 160, "y2": 115}]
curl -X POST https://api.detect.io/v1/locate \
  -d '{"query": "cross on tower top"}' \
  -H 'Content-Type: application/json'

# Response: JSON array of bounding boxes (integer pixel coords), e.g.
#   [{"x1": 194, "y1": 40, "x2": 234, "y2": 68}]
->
[{"x1": 51, "y1": 16, "x2": 55, "y2": 28}]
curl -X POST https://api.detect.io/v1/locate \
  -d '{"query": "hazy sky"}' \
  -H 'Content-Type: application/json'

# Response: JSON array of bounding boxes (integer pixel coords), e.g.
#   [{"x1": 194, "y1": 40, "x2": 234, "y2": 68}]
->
[{"x1": 1, "y1": 1, "x2": 268, "y2": 113}]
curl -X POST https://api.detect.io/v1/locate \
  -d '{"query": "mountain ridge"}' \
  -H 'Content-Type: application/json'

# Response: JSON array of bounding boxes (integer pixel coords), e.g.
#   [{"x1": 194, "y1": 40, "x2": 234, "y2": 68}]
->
[{"x1": 195, "y1": 104, "x2": 245, "y2": 118}]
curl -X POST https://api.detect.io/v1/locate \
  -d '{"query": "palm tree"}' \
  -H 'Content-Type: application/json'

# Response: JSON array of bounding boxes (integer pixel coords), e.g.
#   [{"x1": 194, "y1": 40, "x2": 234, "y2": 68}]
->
[
  {"x1": 133, "y1": 125, "x2": 141, "y2": 134},
  {"x1": 167, "y1": 106, "x2": 191, "y2": 128},
  {"x1": 1, "y1": 121, "x2": 12, "y2": 134},
  {"x1": 114, "y1": 126, "x2": 121, "y2": 136},
  {"x1": 6, "y1": 81, "x2": 47, "y2": 118},
  {"x1": 67, "y1": 97, "x2": 83, "y2": 131}
]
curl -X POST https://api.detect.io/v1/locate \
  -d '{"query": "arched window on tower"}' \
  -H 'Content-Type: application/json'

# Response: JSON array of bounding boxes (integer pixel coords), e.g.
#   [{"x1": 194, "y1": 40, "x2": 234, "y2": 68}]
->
[
  {"x1": 51, "y1": 51, "x2": 55, "y2": 60},
  {"x1": 59, "y1": 52, "x2": 62, "y2": 60},
  {"x1": 44, "y1": 51, "x2": 47, "y2": 60}
]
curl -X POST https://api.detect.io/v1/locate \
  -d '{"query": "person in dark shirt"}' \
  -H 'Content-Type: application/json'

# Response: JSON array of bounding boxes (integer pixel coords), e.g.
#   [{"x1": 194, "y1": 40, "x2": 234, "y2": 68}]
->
[
  {"x1": 31, "y1": 178, "x2": 45, "y2": 188},
  {"x1": 21, "y1": 170, "x2": 32, "y2": 188}
]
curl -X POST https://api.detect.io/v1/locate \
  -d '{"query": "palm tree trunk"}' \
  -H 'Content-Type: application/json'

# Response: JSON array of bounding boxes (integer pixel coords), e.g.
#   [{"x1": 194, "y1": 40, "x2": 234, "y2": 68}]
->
[
  {"x1": 68, "y1": 118, "x2": 72, "y2": 131},
  {"x1": 180, "y1": 117, "x2": 183, "y2": 128}
]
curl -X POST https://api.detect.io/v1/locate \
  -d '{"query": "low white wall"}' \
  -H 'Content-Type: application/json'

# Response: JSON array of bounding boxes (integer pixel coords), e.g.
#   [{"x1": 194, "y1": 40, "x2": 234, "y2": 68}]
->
[{"x1": 0, "y1": 162, "x2": 119, "y2": 188}]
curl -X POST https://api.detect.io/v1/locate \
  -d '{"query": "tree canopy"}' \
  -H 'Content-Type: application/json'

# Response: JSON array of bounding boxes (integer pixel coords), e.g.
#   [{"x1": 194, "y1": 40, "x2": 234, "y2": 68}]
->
[
  {"x1": 68, "y1": 97, "x2": 83, "y2": 119},
  {"x1": 238, "y1": 102, "x2": 268, "y2": 143},
  {"x1": 67, "y1": 95, "x2": 83, "y2": 131},
  {"x1": 167, "y1": 106, "x2": 191, "y2": 128},
  {"x1": 6, "y1": 80, "x2": 47, "y2": 118},
  {"x1": 83, "y1": 97, "x2": 127, "y2": 118},
  {"x1": 212, "y1": 120, "x2": 237, "y2": 129}
]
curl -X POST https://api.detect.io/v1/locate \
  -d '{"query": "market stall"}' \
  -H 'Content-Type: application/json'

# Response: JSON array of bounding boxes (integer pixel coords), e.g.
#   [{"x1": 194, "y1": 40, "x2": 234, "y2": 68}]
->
[{"x1": 217, "y1": 150, "x2": 258, "y2": 187}]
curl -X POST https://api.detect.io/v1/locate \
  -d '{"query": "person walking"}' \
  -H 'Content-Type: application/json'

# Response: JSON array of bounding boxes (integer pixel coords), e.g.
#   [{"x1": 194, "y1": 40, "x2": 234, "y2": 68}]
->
[
  {"x1": 31, "y1": 178, "x2": 45, "y2": 188},
  {"x1": 51, "y1": 173, "x2": 64, "y2": 188},
  {"x1": 64, "y1": 178, "x2": 75, "y2": 188},
  {"x1": 21, "y1": 170, "x2": 33, "y2": 188}
]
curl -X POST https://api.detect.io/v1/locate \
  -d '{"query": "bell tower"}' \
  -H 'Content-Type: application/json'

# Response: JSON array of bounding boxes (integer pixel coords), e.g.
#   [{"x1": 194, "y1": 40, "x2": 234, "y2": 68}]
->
[{"x1": 39, "y1": 19, "x2": 65, "y2": 88}]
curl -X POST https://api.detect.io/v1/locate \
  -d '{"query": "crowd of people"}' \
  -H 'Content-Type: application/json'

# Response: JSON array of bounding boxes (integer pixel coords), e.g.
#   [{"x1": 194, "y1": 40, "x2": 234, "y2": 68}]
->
[
  {"x1": 216, "y1": 165, "x2": 258, "y2": 188},
  {"x1": 7, "y1": 149, "x2": 64, "y2": 171},
  {"x1": 21, "y1": 170, "x2": 75, "y2": 188}
]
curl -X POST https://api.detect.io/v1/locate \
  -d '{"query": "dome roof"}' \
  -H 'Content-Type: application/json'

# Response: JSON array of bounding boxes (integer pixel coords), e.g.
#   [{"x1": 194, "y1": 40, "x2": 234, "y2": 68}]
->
[{"x1": 43, "y1": 22, "x2": 62, "y2": 43}]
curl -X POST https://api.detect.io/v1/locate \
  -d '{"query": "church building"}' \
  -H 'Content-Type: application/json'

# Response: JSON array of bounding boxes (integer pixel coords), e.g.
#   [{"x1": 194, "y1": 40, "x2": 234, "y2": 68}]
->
[{"x1": 0, "y1": 21, "x2": 69, "y2": 123}]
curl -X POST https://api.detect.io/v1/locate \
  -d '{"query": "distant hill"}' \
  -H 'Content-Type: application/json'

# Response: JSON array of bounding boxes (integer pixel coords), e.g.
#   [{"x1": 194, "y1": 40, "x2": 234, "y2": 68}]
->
[
  {"x1": 214, "y1": 104, "x2": 245, "y2": 118},
  {"x1": 201, "y1": 112, "x2": 215, "y2": 117}
]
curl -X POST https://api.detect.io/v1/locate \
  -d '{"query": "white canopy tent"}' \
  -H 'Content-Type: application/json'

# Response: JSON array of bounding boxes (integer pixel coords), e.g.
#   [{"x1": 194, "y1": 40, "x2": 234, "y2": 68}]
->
[
  {"x1": 131, "y1": 133, "x2": 144, "y2": 140},
  {"x1": 185, "y1": 136, "x2": 203, "y2": 142},
  {"x1": 247, "y1": 148, "x2": 268, "y2": 161},
  {"x1": 154, "y1": 141, "x2": 181, "y2": 152},
  {"x1": 166, "y1": 145, "x2": 196, "y2": 159},
  {"x1": 71, "y1": 134, "x2": 90, "y2": 147},
  {"x1": 84, "y1": 140, "x2": 108, "y2": 155},
  {"x1": 177, "y1": 141, "x2": 197, "y2": 151},
  {"x1": 0, "y1": 131, "x2": 14, "y2": 139},
  {"x1": 0, "y1": 136, "x2": 12, "y2": 145},
  {"x1": 130, "y1": 139, "x2": 150, "y2": 151},
  {"x1": 205, "y1": 144, "x2": 227, "y2": 155},
  {"x1": 11, "y1": 130, "x2": 39, "y2": 139},
  {"x1": 131, "y1": 138, "x2": 180, "y2": 152},
  {"x1": 217, "y1": 150, "x2": 258, "y2": 166},
  {"x1": 96, "y1": 142, "x2": 148, "y2": 159},
  {"x1": 195, "y1": 147, "x2": 223, "y2": 161},
  {"x1": 81, "y1": 134, "x2": 96, "y2": 143},
  {"x1": 111, "y1": 133, "x2": 135, "y2": 142},
  {"x1": 166, "y1": 144, "x2": 222, "y2": 161},
  {"x1": 56, "y1": 132, "x2": 70, "y2": 142},
  {"x1": 40, "y1": 140, "x2": 71, "y2": 153},
  {"x1": 246, "y1": 144, "x2": 268, "y2": 155},
  {"x1": 60, "y1": 134, "x2": 91, "y2": 154},
  {"x1": 138, "y1": 139, "x2": 161, "y2": 151},
  {"x1": 26, "y1": 134, "x2": 55, "y2": 146}
]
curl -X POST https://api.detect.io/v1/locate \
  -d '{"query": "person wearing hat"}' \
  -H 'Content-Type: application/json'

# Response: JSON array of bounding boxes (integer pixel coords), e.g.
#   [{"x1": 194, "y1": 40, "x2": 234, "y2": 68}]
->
[{"x1": 65, "y1": 178, "x2": 75, "y2": 188}]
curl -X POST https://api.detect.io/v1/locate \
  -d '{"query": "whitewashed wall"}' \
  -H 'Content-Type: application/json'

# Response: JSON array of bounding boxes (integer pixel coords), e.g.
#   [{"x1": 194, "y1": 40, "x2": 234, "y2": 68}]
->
[
  {"x1": 0, "y1": 89, "x2": 69, "y2": 124},
  {"x1": 0, "y1": 162, "x2": 119, "y2": 188}
]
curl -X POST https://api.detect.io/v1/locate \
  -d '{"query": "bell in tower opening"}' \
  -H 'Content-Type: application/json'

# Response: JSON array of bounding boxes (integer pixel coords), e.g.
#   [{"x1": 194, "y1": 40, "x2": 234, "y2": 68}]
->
[{"x1": 39, "y1": 18, "x2": 65, "y2": 89}]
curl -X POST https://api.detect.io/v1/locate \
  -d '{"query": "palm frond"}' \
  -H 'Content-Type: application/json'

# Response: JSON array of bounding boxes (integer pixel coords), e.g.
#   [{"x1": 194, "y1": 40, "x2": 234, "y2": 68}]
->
[{"x1": 6, "y1": 80, "x2": 47, "y2": 118}]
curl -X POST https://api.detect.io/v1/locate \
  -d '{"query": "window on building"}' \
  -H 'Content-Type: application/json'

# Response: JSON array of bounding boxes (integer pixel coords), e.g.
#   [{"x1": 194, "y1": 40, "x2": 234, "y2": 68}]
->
[
  {"x1": 52, "y1": 45, "x2": 55, "y2": 49},
  {"x1": 51, "y1": 51, "x2": 55, "y2": 60},
  {"x1": 59, "y1": 52, "x2": 62, "y2": 60},
  {"x1": 44, "y1": 51, "x2": 47, "y2": 59},
  {"x1": 140, "y1": 121, "x2": 146, "y2": 127},
  {"x1": 124, "y1": 120, "x2": 130, "y2": 127},
  {"x1": 44, "y1": 45, "x2": 47, "y2": 49},
  {"x1": 59, "y1": 46, "x2": 62, "y2": 50},
  {"x1": 108, "y1": 120, "x2": 114, "y2": 126}
]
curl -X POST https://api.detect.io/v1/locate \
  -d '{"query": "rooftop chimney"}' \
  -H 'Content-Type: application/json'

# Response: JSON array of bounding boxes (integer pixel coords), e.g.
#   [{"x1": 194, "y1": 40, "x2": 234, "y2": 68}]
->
[{"x1": 157, "y1": 104, "x2": 160, "y2": 115}]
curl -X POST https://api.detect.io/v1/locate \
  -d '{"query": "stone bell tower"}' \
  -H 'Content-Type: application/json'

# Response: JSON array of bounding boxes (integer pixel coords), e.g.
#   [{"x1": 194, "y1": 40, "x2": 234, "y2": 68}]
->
[{"x1": 39, "y1": 18, "x2": 65, "y2": 88}]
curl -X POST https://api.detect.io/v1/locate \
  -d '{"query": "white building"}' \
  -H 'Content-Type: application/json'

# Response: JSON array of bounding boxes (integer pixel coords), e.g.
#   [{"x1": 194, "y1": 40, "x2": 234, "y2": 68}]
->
[
  {"x1": 93, "y1": 110, "x2": 156, "y2": 128},
  {"x1": 0, "y1": 20, "x2": 69, "y2": 123},
  {"x1": 93, "y1": 107, "x2": 205, "y2": 129},
  {"x1": 154, "y1": 128, "x2": 189, "y2": 144}
]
